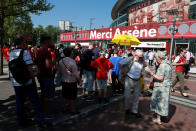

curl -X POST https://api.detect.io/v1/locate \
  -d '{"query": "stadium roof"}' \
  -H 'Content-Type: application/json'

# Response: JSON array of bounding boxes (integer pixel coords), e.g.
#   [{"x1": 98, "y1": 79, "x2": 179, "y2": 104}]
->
[{"x1": 111, "y1": 0, "x2": 127, "y2": 20}]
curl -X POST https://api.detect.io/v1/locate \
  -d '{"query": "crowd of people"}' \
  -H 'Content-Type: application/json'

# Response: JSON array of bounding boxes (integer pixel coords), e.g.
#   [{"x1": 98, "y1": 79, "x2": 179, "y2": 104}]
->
[{"x1": 2, "y1": 34, "x2": 195, "y2": 128}]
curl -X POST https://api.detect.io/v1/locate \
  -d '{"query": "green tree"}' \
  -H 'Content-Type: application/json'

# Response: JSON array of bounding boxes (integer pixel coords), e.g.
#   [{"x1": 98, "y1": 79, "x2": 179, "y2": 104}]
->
[
  {"x1": 4, "y1": 13, "x2": 33, "y2": 43},
  {"x1": 45, "y1": 25, "x2": 58, "y2": 42},
  {"x1": 32, "y1": 25, "x2": 58, "y2": 46},
  {"x1": 0, "y1": 0, "x2": 54, "y2": 75}
]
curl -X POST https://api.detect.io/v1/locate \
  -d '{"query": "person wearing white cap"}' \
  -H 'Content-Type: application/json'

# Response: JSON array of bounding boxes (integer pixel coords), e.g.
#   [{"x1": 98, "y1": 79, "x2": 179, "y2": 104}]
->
[{"x1": 122, "y1": 49, "x2": 144, "y2": 118}]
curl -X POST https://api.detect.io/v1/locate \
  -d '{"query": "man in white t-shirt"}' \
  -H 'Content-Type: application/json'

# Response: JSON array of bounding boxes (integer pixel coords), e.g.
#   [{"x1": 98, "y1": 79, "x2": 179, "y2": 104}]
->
[
  {"x1": 148, "y1": 50, "x2": 154, "y2": 66},
  {"x1": 9, "y1": 35, "x2": 45, "y2": 128}
]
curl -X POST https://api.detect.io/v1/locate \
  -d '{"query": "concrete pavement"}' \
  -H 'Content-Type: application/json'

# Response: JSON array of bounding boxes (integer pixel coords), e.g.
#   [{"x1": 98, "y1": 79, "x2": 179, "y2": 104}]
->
[
  {"x1": 1, "y1": 62, "x2": 196, "y2": 131},
  {"x1": 50, "y1": 97, "x2": 196, "y2": 131}
]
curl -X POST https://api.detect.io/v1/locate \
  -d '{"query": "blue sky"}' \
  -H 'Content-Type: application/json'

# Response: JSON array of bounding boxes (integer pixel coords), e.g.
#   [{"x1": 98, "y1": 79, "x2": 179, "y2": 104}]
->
[{"x1": 30, "y1": 0, "x2": 117, "y2": 29}]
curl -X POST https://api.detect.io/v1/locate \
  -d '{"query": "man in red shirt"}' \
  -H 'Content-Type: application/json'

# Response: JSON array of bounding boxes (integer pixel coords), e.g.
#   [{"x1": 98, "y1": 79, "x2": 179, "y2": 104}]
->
[
  {"x1": 37, "y1": 36, "x2": 55, "y2": 118},
  {"x1": 48, "y1": 47, "x2": 56, "y2": 78},
  {"x1": 91, "y1": 51, "x2": 113, "y2": 103},
  {"x1": 2, "y1": 44, "x2": 9, "y2": 61},
  {"x1": 172, "y1": 48, "x2": 188, "y2": 97}
]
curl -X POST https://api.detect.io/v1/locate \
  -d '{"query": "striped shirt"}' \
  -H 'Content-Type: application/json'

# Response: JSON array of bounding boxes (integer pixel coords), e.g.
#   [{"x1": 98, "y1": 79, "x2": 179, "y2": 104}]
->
[{"x1": 9, "y1": 49, "x2": 33, "y2": 87}]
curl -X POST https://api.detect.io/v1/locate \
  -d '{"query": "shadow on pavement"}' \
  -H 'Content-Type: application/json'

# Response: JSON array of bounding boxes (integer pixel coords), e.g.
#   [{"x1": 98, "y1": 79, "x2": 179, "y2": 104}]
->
[
  {"x1": 0, "y1": 88, "x2": 184, "y2": 131},
  {"x1": 0, "y1": 87, "x2": 99, "y2": 130},
  {"x1": 175, "y1": 86, "x2": 190, "y2": 92},
  {"x1": 161, "y1": 104, "x2": 176, "y2": 123},
  {"x1": 0, "y1": 77, "x2": 10, "y2": 81},
  {"x1": 0, "y1": 95, "x2": 18, "y2": 131},
  {"x1": 53, "y1": 99, "x2": 182, "y2": 131}
]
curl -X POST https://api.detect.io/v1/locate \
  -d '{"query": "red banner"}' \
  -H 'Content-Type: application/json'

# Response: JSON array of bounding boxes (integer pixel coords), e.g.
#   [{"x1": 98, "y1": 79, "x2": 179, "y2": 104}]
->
[{"x1": 60, "y1": 20, "x2": 196, "y2": 42}]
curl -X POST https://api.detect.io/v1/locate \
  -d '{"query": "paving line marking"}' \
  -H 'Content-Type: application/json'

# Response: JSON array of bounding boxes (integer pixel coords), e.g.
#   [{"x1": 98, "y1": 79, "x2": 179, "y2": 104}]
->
[
  {"x1": 148, "y1": 89, "x2": 196, "y2": 109},
  {"x1": 170, "y1": 99, "x2": 196, "y2": 109},
  {"x1": 171, "y1": 95, "x2": 196, "y2": 105},
  {"x1": 173, "y1": 90, "x2": 196, "y2": 97}
]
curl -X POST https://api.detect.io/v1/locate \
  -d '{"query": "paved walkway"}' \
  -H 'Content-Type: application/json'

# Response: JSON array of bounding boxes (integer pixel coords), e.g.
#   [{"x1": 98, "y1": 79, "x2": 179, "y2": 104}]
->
[
  {"x1": 1, "y1": 62, "x2": 196, "y2": 131},
  {"x1": 53, "y1": 97, "x2": 196, "y2": 131}
]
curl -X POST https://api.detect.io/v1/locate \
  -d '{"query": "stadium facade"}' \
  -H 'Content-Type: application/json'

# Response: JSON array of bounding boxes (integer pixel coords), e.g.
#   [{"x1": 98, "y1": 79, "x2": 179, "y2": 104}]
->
[{"x1": 60, "y1": 0, "x2": 196, "y2": 54}]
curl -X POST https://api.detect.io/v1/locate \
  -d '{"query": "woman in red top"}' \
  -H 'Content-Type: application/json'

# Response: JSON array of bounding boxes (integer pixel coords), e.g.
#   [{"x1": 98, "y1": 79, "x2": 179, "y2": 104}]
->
[
  {"x1": 172, "y1": 48, "x2": 188, "y2": 97},
  {"x1": 2, "y1": 45, "x2": 9, "y2": 61},
  {"x1": 91, "y1": 51, "x2": 113, "y2": 103},
  {"x1": 118, "y1": 47, "x2": 122, "y2": 56}
]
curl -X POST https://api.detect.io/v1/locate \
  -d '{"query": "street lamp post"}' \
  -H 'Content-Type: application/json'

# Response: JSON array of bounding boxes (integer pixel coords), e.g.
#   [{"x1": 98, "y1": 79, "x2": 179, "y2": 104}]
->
[
  {"x1": 89, "y1": 18, "x2": 95, "y2": 30},
  {"x1": 71, "y1": 26, "x2": 78, "y2": 45},
  {"x1": 37, "y1": 30, "x2": 41, "y2": 46},
  {"x1": 166, "y1": 9, "x2": 179, "y2": 63},
  {"x1": 74, "y1": 27, "x2": 77, "y2": 44}
]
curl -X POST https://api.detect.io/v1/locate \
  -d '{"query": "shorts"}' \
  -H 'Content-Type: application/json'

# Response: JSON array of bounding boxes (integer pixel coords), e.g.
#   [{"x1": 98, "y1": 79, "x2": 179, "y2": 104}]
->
[
  {"x1": 62, "y1": 82, "x2": 77, "y2": 100},
  {"x1": 96, "y1": 79, "x2": 107, "y2": 90},
  {"x1": 38, "y1": 77, "x2": 55, "y2": 98}
]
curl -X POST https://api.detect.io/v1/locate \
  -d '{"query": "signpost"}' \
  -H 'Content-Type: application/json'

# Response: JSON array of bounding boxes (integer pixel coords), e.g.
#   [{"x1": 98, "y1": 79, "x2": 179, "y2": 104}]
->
[{"x1": 166, "y1": 9, "x2": 181, "y2": 63}]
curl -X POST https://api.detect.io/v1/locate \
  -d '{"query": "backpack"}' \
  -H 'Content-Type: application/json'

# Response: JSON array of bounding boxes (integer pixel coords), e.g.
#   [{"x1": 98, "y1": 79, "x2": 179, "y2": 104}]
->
[
  {"x1": 190, "y1": 57, "x2": 194, "y2": 64},
  {"x1": 118, "y1": 56, "x2": 134, "y2": 82},
  {"x1": 189, "y1": 52, "x2": 194, "y2": 64},
  {"x1": 9, "y1": 49, "x2": 31, "y2": 84}
]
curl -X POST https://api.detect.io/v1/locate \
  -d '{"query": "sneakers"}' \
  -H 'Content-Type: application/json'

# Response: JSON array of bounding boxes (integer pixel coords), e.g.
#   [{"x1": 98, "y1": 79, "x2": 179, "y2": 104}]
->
[
  {"x1": 130, "y1": 112, "x2": 142, "y2": 118},
  {"x1": 86, "y1": 96, "x2": 95, "y2": 102},
  {"x1": 184, "y1": 75, "x2": 189, "y2": 79},
  {"x1": 81, "y1": 95, "x2": 88, "y2": 100},
  {"x1": 112, "y1": 92, "x2": 118, "y2": 96},
  {"x1": 182, "y1": 93, "x2": 189, "y2": 97},
  {"x1": 125, "y1": 110, "x2": 142, "y2": 118},
  {"x1": 153, "y1": 119, "x2": 162, "y2": 125}
]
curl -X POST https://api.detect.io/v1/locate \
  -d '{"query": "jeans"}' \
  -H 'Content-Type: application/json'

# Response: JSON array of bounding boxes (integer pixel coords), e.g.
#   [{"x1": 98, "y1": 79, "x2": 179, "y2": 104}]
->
[
  {"x1": 82, "y1": 69, "x2": 94, "y2": 91},
  {"x1": 124, "y1": 76, "x2": 140, "y2": 113},
  {"x1": 149, "y1": 60, "x2": 153, "y2": 66},
  {"x1": 14, "y1": 82, "x2": 43, "y2": 126}
]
